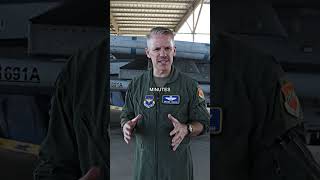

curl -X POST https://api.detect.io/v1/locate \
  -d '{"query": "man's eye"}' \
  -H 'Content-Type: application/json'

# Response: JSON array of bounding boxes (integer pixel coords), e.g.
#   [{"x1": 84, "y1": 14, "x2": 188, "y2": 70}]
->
[{"x1": 154, "y1": 48, "x2": 160, "y2": 51}]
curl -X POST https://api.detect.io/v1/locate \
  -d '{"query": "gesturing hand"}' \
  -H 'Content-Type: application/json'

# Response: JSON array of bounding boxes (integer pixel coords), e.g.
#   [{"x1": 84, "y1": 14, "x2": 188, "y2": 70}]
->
[
  {"x1": 168, "y1": 114, "x2": 188, "y2": 151},
  {"x1": 123, "y1": 114, "x2": 143, "y2": 144}
]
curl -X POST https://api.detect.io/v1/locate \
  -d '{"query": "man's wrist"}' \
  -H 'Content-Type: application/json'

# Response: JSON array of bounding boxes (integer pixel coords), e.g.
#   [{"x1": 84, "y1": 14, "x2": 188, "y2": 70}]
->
[{"x1": 187, "y1": 124, "x2": 193, "y2": 135}]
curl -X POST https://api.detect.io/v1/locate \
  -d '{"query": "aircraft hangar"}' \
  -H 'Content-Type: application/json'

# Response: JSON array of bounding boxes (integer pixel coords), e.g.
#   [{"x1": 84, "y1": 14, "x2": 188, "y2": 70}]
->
[
  {"x1": 109, "y1": 1, "x2": 211, "y2": 179},
  {"x1": 110, "y1": 0, "x2": 210, "y2": 36},
  {"x1": 0, "y1": 0, "x2": 211, "y2": 179},
  {"x1": 0, "y1": 0, "x2": 320, "y2": 180}
]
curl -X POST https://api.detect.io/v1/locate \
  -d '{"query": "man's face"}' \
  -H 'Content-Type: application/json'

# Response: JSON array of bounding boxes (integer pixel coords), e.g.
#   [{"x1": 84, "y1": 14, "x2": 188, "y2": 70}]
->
[{"x1": 145, "y1": 34, "x2": 176, "y2": 73}]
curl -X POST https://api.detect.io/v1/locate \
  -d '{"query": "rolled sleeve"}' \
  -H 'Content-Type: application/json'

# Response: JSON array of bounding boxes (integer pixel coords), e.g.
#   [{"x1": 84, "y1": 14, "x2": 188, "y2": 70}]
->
[{"x1": 189, "y1": 82, "x2": 210, "y2": 135}]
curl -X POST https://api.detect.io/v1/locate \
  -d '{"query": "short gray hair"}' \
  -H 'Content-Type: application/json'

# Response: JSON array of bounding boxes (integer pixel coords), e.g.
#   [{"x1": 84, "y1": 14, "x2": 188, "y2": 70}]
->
[{"x1": 146, "y1": 27, "x2": 175, "y2": 47}]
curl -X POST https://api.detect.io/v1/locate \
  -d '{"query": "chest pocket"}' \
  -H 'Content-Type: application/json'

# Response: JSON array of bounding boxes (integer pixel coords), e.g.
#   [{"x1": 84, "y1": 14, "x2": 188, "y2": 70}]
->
[
  {"x1": 159, "y1": 94, "x2": 190, "y2": 131},
  {"x1": 132, "y1": 93, "x2": 157, "y2": 132}
]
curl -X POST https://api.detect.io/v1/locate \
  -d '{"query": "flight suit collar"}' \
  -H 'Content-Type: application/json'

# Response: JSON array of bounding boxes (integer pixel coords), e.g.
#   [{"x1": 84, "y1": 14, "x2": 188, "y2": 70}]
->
[{"x1": 148, "y1": 65, "x2": 180, "y2": 86}]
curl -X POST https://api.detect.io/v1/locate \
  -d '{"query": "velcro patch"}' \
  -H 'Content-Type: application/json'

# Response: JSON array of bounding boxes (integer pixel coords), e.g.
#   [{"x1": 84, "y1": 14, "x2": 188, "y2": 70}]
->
[
  {"x1": 144, "y1": 95, "x2": 155, "y2": 108},
  {"x1": 281, "y1": 80, "x2": 301, "y2": 118},
  {"x1": 162, "y1": 95, "x2": 180, "y2": 105},
  {"x1": 210, "y1": 107, "x2": 223, "y2": 135}
]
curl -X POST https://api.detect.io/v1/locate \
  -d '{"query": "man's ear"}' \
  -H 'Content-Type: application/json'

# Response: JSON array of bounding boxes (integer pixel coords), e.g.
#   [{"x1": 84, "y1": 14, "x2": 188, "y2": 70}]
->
[
  {"x1": 173, "y1": 46, "x2": 177, "y2": 57},
  {"x1": 145, "y1": 48, "x2": 150, "y2": 58}
]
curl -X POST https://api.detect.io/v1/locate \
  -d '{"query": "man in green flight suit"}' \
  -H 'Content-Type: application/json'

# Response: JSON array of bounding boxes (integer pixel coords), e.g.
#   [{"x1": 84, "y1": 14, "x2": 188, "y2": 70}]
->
[
  {"x1": 211, "y1": 32, "x2": 320, "y2": 180},
  {"x1": 33, "y1": 39, "x2": 109, "y2": 180},
  {"x1": 120, "y1": 27, "x2": 210, "y2": 180},
  {"x1": 211, "y1": 1, "x2": 320, "y2": 179}
]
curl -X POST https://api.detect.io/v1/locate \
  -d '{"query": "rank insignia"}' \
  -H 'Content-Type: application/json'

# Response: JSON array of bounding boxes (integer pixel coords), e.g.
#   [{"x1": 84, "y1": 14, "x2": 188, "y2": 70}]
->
[
  {"x1": 162, "y1": 95, "x2": 180, "y2": 105},
  {"x1": 210, "y1": 107, "x2": 223, "y2": 135},
  {"x1": 280, "y1": 80, "x2": 301, "y2": 118},
  {"x1": 144, "y1": 95, "x2": 155, "y2": 108}
]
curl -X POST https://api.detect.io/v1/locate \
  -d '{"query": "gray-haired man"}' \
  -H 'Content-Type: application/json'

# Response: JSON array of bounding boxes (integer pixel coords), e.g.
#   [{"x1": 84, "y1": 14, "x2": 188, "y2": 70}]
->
[{"x1": 120, "y1": 27, "x2": 210, "y2": 180}]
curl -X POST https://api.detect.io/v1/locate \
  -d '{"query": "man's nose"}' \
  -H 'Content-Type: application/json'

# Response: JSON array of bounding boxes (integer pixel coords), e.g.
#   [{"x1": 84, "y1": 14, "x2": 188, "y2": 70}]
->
[{"x1": 159, "y1": 49, "x2": 167, "y2": 57}]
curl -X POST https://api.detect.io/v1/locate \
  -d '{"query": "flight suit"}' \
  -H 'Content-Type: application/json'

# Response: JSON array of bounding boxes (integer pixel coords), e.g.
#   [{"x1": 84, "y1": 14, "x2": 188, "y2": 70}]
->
[
  {"x1": 211, "y1": 33, "x2": 320, "y2": 180},
  {"x1": 33, "y1": 39, "x2": 109, "y2": 180},
  {"x1": 120, "y1": 66, "x2": 210, "y2": 180}
]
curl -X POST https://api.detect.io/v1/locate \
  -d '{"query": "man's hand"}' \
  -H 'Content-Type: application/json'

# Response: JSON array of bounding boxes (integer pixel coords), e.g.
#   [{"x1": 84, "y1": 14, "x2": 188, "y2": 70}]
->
[
  {"x1": 79, "y1": 167, "x2": 100, "y2": 180},
  {"x1": 123, "y1": 114, "x2": 143, "y2": 144},
  {"x1": 168, "y1": 114, "x2": 188, "y2": 151}
]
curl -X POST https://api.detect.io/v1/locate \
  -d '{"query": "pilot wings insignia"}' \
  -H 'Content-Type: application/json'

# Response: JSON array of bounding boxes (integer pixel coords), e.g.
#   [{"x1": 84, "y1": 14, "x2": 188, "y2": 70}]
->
[{"x1": 162, "y1": 95, "x2": 180, "y2": 105}]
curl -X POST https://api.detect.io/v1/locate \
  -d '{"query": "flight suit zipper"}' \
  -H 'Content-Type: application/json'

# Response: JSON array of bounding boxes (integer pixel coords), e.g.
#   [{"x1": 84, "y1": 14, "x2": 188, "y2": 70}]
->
[
  {"x1": 155, "y1": 92, "x2": 159, "y2": 180},
  {"x1": 289, "y1": 132, "x2": 320, "y2": 174}
]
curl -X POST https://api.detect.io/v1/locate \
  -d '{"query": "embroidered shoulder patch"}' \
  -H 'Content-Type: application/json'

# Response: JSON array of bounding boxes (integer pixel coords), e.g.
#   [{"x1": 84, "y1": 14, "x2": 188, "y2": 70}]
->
[
  {"x1": 197, "y1": 86, "x2": 205, "y2": 99},
  {"x1": 280, "y1": 80, "x2": 301, "y2": 118},
  {"x1": 144, "y1": 95, "x2": 155, "y2": 108}
]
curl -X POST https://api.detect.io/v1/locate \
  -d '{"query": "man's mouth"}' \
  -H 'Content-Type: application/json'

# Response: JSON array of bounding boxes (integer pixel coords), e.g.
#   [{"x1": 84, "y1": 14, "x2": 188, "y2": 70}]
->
[{"x1": 158, "y1": 59, "x2": 169, "y2": 65}]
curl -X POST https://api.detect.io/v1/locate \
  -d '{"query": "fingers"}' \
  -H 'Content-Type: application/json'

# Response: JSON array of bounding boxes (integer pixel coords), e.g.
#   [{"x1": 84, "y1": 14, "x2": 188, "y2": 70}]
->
[
  {"x1": 123, "y1": 131, "x2": 131, "y2": 141},
  {"x1": 124, "y1": 115, "x2": 142, "y2": 134},
  {"x1": 124, "y1": 127, "x2": 131, "y2": 136},
  {"x1": 169, "y1": 120, "x2": 188, "y2": 151},
  {"x1": 123, "y1": 123, "x2": 133, "y2": 135},
  {"x1": 172, "y1": 143, "x2": 180, "y2": 151},
  {"x1": 79, "y1": 167, "x2": 100, "y2": 180},
  {"x1": 169, "y1": 114, "x2": 179, "y2": 136},
  {"x1": 170, "y1": 129, "x2": 184, "y2": 151},
  {"x1": 171, "y1": 134, "x2": 181, "y2": 144},
  {"x1": 172, "y1": 137, "x2": 183, "y2": 151},
  {"x1": 131, "y1": 114, "x2": 143, "y2": 126},
  {"x1": 172, "y1": 144, "x2": 179, "y2": 151},
  {"x1": 169, "y1": 128, "x2": 178, "y2": 136},
  {"x1": 122, "y1": 114, "x2": 142, "y2": 144},
  {"x1": 123, "y1": 125, "x2": 132, "y2": 137},
  {"x1": 123, "y1": 124, "x2": 132, "y2": 144},
  {"x1": 168, "y1": 114, "x2": 179, "y2": 126},
  {"x1": 123, "y1": 136, "x2": 130, "y2": 144},
  {"x1": 123, "y1": 125, "x2": 131, "y2": 144}
]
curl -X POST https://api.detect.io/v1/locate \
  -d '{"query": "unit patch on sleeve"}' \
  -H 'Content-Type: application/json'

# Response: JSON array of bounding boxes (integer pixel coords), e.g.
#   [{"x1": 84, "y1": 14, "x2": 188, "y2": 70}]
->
[
  {"x1": 197, "y1": 86, "x2": 205, "y2": 99},
  {"x1": 280, "y1": 79, "x2": 301, "y2": 118}
]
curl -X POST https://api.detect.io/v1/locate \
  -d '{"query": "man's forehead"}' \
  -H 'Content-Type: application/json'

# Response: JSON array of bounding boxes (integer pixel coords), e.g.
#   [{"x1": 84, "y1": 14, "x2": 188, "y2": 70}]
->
[
  {"x1": 148, "y1": 34, "x2": 175, "y2": 47},
  {"x1": 149, "y1": 33, "x2": 173, "y2": 39}
]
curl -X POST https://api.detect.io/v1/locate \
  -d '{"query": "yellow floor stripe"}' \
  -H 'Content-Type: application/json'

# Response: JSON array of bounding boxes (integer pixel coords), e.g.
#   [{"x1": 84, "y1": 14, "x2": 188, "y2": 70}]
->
[
  {"x1": 0, "y1": 138, "x2": 39, "y2": 155},
  {"x1": 110, "y1": 105, "x2": 123, "y2": 111}
]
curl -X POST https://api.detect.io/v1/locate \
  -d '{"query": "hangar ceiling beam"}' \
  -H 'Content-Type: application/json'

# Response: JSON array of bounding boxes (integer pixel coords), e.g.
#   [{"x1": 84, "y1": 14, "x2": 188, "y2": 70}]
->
[
  {"x1": 110, "y1": 12, "x2": 120, "y2": 35},
  {"x1": 174, "y1": 0, "x2": 202, "y2": 33}
]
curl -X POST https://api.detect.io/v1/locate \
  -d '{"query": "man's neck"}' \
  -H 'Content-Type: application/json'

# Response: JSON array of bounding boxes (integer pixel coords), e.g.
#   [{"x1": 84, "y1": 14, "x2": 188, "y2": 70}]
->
[{"x1": 153, "y1": 67, "x2": 171, "y2": 78}]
